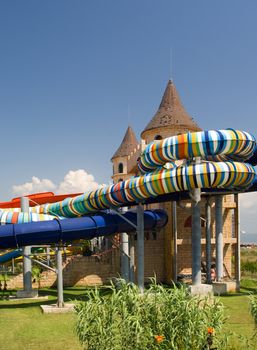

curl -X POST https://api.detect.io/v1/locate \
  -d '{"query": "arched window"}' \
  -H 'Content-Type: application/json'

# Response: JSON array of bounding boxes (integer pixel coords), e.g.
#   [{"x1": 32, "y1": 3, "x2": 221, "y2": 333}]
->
[
  {"x1": 118, "y1": 163, "x2": 123, "y2": 173},
  {"x1": 184, "y1": 215, "x2": 205, "y2": 228},
  {"x1": 118, "y1": 178, "x2": 123, "y2": 182},
  {"x1": 154, "y1": 135, "x2": 162, "y2": 140}
]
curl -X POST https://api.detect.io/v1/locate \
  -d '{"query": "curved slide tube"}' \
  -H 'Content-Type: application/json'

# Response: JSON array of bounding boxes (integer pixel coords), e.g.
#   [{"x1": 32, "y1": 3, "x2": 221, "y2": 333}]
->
[
  {"x1": 0, "y1": 211, "x2": 58, "y2": 225},
  {"x1": 0, "y1": 210, "x2": 168, "y2": 249},
  {"x1": 0, "y1": 249, "x2": 22, "y2": 264},
  {"x1": 27, "y1": 129, "x2": 256, "y2": 218},
  {"x1": 138, "y1": 129, "x2": 256, "y2": 173},
  {"x1": 0, "y1": 129, "x2": 256, "y2": 223}
]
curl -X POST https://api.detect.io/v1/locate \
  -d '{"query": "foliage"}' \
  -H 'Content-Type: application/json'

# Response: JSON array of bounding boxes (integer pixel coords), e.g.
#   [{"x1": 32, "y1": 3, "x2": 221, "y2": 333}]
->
[
  {"x1": 75, "y1": 279, "x2": 227, "y2": 350},
  {"x1": 241, "y1": 260, "x2": 257, "y2": 275},
  {"x1": 249, "y1": 294, "x2": 257, "y2": 327},
  {"x1": 240, "y1": 278, "x2": 257, "y2": 290},
  {"x1": 32, "y1": 266, "x2": 42, "y2": 288},
  {"x1": 0, "y1": 273, "x2": 9, "y2": 282}
]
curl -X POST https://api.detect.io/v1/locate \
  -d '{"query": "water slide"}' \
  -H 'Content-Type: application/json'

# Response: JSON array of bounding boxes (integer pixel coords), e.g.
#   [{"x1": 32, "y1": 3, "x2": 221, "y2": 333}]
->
[
  {"x1": 0, "y1": 210, "x2": 167, "y2": 249},
  {"x1": 0, "y1": 249, "x2": 22, "y2": 264},
  {"x1": 0, "y1": 129, "x2": 257, "y2": 249}
]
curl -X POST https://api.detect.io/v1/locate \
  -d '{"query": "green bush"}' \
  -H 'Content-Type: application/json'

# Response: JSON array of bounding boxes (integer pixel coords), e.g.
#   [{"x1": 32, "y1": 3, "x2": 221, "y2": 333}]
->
[
  {"x1": 241, "y1": 260, "x2": 257, "y2": 274},
  {"x1": 249, "y1": 294, "x2": 257, "y2": 327},
  {"x1": 75, "y1": 280, "x2": 227, "y2": 350}
]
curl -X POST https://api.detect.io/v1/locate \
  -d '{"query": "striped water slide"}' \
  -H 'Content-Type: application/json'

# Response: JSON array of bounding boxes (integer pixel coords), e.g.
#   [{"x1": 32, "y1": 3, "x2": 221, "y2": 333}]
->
[{"x1": 0, "y1": 129, "x2": 256, "y2": 224}]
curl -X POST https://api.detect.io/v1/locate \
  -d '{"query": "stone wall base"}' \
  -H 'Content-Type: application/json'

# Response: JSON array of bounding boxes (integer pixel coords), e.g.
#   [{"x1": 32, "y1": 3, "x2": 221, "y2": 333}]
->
[{"x1": 212, "y1": 281, "x2": 238, "y2": 295}]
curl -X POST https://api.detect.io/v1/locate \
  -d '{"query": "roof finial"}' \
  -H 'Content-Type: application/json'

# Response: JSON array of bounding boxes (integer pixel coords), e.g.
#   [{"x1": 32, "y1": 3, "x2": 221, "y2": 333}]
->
[
  {"x1": 169, "y1": 47, "x2": 173, "y2": 81},
  {"x1": 127, "y1": 103, "x2": 131, "y2": 121}
]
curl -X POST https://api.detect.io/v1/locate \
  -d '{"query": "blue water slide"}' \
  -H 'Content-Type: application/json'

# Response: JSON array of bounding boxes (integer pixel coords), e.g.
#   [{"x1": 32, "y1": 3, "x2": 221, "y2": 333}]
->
[
  {"x1": 0, "y1": 210, "x2": 168, "y2": 249},
  {"x1": 0, "y1": 249, "x2": 22, "y2": 264}
]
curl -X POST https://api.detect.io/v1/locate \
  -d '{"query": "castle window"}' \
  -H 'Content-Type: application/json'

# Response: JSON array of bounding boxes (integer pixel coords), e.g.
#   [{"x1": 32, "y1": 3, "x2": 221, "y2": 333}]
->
[
  {"x1": 118, "y1": 163, "x2": 123, "y2": 173},
  {"x1": 184, "y1": 215, "x2": 205, "y2": 228},
  {"x1": 154, "y1": 135, "x2": 162, "y2": 140}
]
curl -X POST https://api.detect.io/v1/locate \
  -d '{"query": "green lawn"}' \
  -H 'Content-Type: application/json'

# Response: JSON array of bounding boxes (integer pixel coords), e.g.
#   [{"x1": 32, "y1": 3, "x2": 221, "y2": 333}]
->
[
  {"x1": 221, "y1": 293, "x2": 257, "y2": 349},
  {"x1": 0, "y1": 288, "x2": 86, "y2": 350},
  {"x1": 0, "y1": 285, "x2": 257, "y2": 350}
]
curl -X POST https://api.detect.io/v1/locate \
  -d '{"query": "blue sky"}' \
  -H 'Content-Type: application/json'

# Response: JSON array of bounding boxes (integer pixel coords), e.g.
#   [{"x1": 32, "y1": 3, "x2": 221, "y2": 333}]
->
[{"x1": 1, "y1": 1, "x2": 257, "y2": 234}]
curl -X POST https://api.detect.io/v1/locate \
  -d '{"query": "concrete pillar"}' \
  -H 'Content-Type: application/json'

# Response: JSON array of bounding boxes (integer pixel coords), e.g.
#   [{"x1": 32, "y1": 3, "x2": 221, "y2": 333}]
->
[
  {"x1": 192, "y1": 199, "x2": 202, "y2": 285},
  {"x1": 121, "y1": 207, "x2": 129, "y2": 282},
  {"x1": 56, "y1": 245, "x2": 64, "y2": 307},
  {"x1": 17, "y1": 197, "x2": 38, "y2": 298},
  {"x1": 21, "y1": 197, "x2": 32, "y2": 293},
  {"x1": 235, "y1": 194, "x2": 240, "y2": 287},
  {"x1": 121, "y1": 232, "x2": 129, "y2": 281},
  {"x1": 137, "y1": 204, "x2": 144, "y2": 293},
  {"x1": 205, "y1": 197, "x2": 212, "y2": 284},
  {"x1": 215, "y1": 196, "x2": 223, "y2": 281}
]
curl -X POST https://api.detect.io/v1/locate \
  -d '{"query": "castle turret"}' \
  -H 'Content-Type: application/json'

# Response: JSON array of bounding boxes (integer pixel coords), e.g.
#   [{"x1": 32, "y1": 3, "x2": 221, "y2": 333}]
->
[
  {"x1": 111, "y1": 126, "x2": 140, "y2": 184},
  {"x1": 141, "y1": 80, "x2": 201, "y2": 144}
]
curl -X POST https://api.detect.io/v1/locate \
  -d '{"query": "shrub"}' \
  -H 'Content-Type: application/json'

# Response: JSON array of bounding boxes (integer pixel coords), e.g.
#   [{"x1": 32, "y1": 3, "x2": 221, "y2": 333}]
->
[
  {"x1": 249, "y1": 294, "x2": 257, "y2": 327},
  {"x1": 75, "y1": 280, "x2": 227, "y2": 350},
  {"x1": 241, "y1": 260, "x2": 257, "y2": 275}
]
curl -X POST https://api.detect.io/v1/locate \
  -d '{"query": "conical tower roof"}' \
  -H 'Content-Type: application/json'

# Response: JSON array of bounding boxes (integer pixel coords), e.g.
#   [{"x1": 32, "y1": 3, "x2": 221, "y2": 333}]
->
[
  {"x1": 141, "y1": 80, "x2": 201, "y2": 138},
  {"x1": 111, "y1": 126, "x2": 139, "y2": 160}
]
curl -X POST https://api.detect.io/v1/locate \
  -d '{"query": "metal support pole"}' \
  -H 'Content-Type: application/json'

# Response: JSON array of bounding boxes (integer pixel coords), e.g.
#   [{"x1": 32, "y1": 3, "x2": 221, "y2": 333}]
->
[
  {"x1": 215, "y1": 196, "x2": 223, "y2": 281},
  {"x1": 21, "y1": 197, "x2": 32, "y2": 293},
  {"x1": 129, "y1": 235, "x2": 135, "y2": 283},
  {"x1": 205, "y1": 197, "x2": 212, "y2": 284},
  {"x1": 56, "y1": 245, "x2": 64, "y2": 308},
  {"x1": 235, "y1": 194, "x2": 241, "y2": 286},
  {"x1": 121, "y1": 232, "x2": 129, "y2": 281},
  {"x1": 192, "y1": 198, "x2": 202, "y2": 285},
  {"x1": 137, "y1": 204, "x2": 144, "y2": 293},
  {"x1": 172, "y1": 201, "x2": 178, "y2": 283},
  {"x1": 121, "y1": 207, "x2": 129, "y2": 282}
]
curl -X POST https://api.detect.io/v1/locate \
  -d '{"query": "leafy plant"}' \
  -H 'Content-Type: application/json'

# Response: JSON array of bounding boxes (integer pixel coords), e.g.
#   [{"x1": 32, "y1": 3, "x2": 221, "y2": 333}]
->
[
  {"x1": 241, "y1": 261, "x2": 257, "y2": 275},
  {"x1": 32, "y1": 266, "x2": 42, "y2": 289},
  {"x1": 75, "y1": 279, "x2": 228, "y2": 350}
]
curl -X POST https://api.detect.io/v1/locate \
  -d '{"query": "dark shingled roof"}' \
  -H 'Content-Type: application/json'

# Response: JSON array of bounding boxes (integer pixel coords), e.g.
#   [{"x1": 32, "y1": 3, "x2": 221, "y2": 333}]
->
[
  {"x1": 111, "y1": 126, "x2": 139, "y2": 160},
  {"x1": 141, "y1": 80, "x2": 201, "y2": 138}
]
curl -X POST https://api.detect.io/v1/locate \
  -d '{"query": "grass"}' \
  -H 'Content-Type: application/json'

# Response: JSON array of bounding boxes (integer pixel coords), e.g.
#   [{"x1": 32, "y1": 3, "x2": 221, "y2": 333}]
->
[
  {"x1": 0, "y1": 286, "x2": 112, "y2": 350},
  {"x1": 0, "y1": 286, "x2": 256, "y2": 350},
  {"x1": 0, "y1": 288, "x2": 90, "y2": 350},
  {"x1": 221, "y1": 292, "x2": 257, "y2": 349},
  {"x1": 2, "y1": 245, "x2": 257, "y2": 350}
]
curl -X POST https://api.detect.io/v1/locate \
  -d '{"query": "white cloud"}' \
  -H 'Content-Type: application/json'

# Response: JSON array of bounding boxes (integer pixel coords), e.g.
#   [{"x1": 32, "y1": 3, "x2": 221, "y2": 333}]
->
[
  {"x1": 12, "y1": 176, "x2": 56, "y2": 196},
  {"x1": 57, "y1": 169, "x2": 99, "y2": 194},
  {"x1": 240, "y1": 192, "x2": 257, "y2": 212},
  {"x1": 12, "y1": 169, "x2": 100, "y2": 197}
]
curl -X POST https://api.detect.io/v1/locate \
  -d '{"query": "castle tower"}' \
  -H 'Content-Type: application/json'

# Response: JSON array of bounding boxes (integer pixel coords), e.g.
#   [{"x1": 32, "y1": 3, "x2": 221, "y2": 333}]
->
[
  {"x1": 141, "y1": 79, "x2": 201, "y2": 143},
  {"x1": 111, "y1": 126, "x2": 140, "y2": 184},
  {"x1": 140, "y1": 79, "x2": 236, "y2": 284},
  {"x1": 110, "y1": 79, "x2": 238, "y2": 287}
]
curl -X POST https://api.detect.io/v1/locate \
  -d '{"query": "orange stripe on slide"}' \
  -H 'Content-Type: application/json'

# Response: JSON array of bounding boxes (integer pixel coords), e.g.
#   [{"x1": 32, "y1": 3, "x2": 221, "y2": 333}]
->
[
  {"x1": 177, "y1": 134, "x2": 187, "y2": 159},
  {"x1": 11, "y1": 212, "x2": 19, "y2": 224}
]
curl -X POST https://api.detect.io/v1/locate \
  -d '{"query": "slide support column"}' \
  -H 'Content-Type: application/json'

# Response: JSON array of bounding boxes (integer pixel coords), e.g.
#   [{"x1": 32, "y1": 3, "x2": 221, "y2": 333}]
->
[
  {"x1": 121, "y1": 208, "x2": 129, "y2": 282},
  {"x1": 56, "y1": 245, "x2": 64, "y2": 308},
  {"x1": 137, "y1": 203, "x2": 144, "y2": 293},
  {"x1": 22, "y1": 197, "x2": 32, "y2": 294},
  {"x1": 192, "y1": 196, "x2": 202, "y2": 286},
  {"x1": 205, "y1": 197, "x2": 212, "y2": 284},
  {"x1": 215, "y1": 196, "x2": 223, "y2": 281}
]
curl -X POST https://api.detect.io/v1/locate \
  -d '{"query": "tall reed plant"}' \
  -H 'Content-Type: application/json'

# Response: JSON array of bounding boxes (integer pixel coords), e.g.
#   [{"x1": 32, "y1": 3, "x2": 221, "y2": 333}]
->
[{"x1": 75, "y1": 280, "x2": 227, "y2": 350}]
